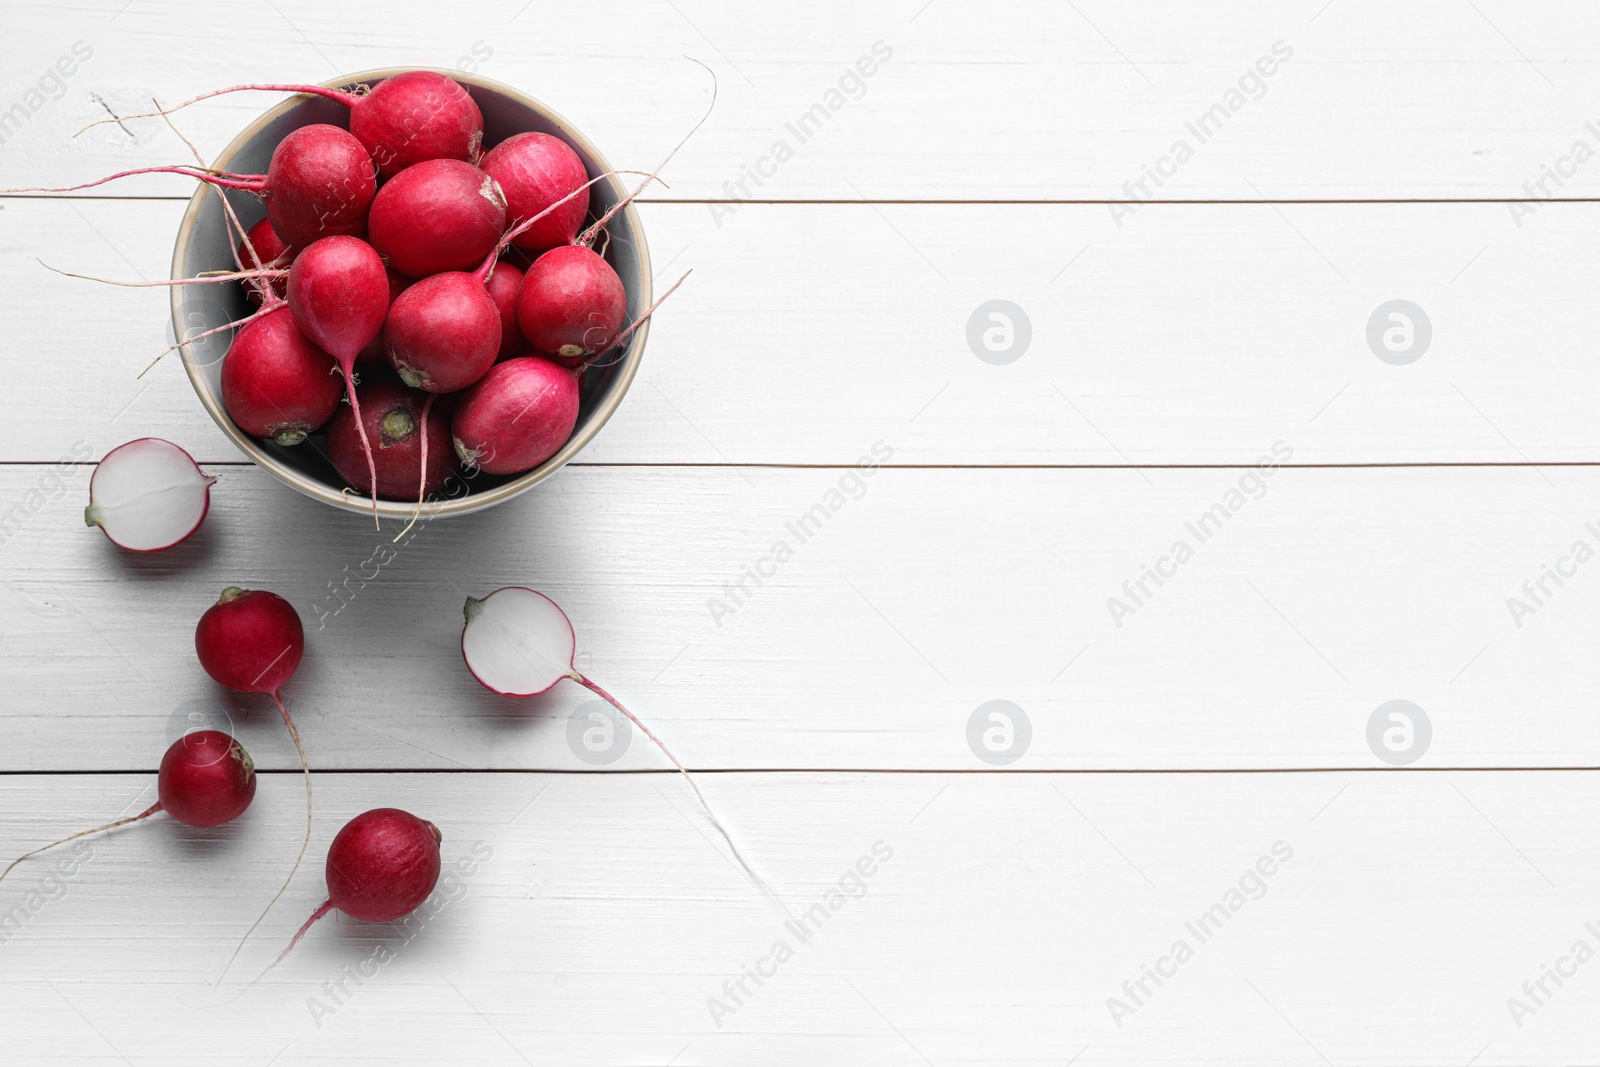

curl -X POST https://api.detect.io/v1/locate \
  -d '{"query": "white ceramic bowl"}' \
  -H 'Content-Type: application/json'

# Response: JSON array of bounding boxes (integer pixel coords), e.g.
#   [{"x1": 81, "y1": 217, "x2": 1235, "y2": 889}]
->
[{"x1": 170, "y1": 67, "x2": 650, "y2": 518}]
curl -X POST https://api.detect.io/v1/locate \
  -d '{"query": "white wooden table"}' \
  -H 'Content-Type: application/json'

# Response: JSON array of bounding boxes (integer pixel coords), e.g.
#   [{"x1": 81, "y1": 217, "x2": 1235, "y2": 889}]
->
[{"x1": 4, "y1": 1, "x2": 1599, "y2": 1062}]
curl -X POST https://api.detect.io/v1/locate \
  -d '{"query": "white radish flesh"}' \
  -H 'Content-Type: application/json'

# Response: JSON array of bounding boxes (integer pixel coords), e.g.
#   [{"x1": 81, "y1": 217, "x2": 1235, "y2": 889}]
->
[{"x1": 85, "y1": 438, "x2": 216, "y2": 552}]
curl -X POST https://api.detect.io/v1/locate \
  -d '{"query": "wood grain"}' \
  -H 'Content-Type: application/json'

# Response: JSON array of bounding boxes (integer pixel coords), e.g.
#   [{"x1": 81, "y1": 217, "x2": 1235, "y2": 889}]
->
[
  {"x1": 0, "y1": 771, "x2": 1593, "y2": 1066},
  {"x1": 2, "y1": 0, "x2": 1599, "y2": 201}
]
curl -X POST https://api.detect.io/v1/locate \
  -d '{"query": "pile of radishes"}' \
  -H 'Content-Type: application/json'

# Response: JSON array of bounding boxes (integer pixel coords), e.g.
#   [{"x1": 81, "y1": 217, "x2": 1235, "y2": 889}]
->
[{"x1": 34, "y1": 69, "x2": 688, "y2": 524}]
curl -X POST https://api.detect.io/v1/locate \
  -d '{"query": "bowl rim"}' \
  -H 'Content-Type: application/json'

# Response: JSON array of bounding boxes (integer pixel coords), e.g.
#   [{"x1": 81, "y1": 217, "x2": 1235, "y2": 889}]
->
[{"x1": 169, "y1": 66, "x2": 652, "y2": 519}]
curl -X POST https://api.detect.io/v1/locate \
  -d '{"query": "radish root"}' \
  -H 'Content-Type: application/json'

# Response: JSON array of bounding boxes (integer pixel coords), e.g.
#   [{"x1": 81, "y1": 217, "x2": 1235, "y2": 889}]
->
[
  {"x1": 569, "y1": 672, "x2": 779, "y2": 905},
  {"x1": 217, "y1": 689, "x2": 311, "y2": 984},
  {"x1": 0, "y1": 804, "x2": 161, "y2": 883},
  {"x1": 394, "y1": 393, "x2": 436, "y2": 542},
  {"x1": 576, "y1": 59, "x2": 717, "y2": 248}
]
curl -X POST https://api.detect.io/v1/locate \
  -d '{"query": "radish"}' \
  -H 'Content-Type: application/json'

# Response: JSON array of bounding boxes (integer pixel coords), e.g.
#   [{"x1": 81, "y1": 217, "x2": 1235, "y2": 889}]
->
[
  {"x1": 384, "y1": 271, "x2": 501, "y2": 393},
  {"x1": 286, "y1": 235, "x2": 392, "y2": 524},
  {"x1": 515, "y1": 245, "x2": 625, "y2": 362},
  {"x1": 221, "y1": 305, "x2": 343, "y2": 445},
  {"x1": 264, "y1": 808, "x2": 442, "y2": 973},
  {"x1": 367, "y1": 158, "x2": 506, "y2": 278},
  {"x1": 0, "y1": 731, "x2": 255, "y2": 883},
  {"x1": 479, "y1": 132, "x2": 589, "y2": 252},
  {"x1": 485, "y1": 259, "x2": 525, "y2": 359},
  {"x1": 8, "y1": 124, "x2": 375, "y2": 251},
  {"x1": 87, "y1": 72, "x2": 483, "y2": 179},
  {"x1": 239, "y1": 218, "x2": 293, "y2": 305},
  {"x1": 196, "y1": 587, "x2": 314, "y2": 973},
  {"x1": 326, "y1": 372, "x2": 453, "y2": 500},
  {"x1": 85, "y1": 438, "x2": 216, "y2": 552},
  {"x1": 460, "y1": 588, "x2": 769, "y2": 895},
  {"x1": 450, "y1": 357, "x2": 577, "y2": 475}
]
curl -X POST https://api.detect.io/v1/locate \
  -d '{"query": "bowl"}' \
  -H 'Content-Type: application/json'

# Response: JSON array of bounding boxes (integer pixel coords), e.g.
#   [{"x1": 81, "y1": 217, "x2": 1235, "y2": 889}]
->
[{"x1": 169, "y1": 67, "x2": 651, "y2": 519}]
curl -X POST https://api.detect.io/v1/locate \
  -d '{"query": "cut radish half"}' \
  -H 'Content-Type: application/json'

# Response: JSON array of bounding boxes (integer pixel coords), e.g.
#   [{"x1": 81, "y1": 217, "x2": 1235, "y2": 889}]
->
[
  {"x1": 461, "y1": 587, "x2": 574, "y2": 696},
  {"x1": 460, "y1": 587, "x2": 775, "y2": 902},
  {"x1": 85, "y1": 438, "x2": 216, "y2": 552}
]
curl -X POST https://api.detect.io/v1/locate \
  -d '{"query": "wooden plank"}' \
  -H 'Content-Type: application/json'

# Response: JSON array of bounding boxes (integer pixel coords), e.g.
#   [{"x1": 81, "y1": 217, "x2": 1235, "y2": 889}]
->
[
  {"x1": 2, "y1": 0, "x2": 1599, "y2": 201},
  {"x1": 5, "y1": 197, "x2": 1600, "y2": 467},
  {"x1": 0, "y1": 769, "x2": 1592, "y2": 1064},
  {"x1": 4, "y1": 462, "x2": 1600, "y2": 772}
]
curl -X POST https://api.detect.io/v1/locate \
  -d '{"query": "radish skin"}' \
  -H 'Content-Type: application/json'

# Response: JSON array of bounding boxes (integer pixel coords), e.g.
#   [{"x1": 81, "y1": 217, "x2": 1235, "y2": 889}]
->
[
  {"x1": 479, "y1": 132, "x2": 589, "y2": 252},
  {"x1": 367, "y1": 158, "x2": 506, "y2": 278},
  {"x1": 450, "y1": 357, "x2": 578, "y2": 475},
  {"x1": 221, "y1": 305, "x2": 343, "y2": 444}
]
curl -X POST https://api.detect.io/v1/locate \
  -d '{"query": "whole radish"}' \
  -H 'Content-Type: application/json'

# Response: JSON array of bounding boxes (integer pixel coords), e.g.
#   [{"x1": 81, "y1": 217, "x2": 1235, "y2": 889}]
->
[
  {"x1": 485, "y1": 260, "x2": 525, "y2": 360},
  {"x1": 461, "y1": 588, "x2": 771, "y2": 899},
  {"x1": 85, "y1": 438, "x2": 216, "y2": 552},
  {"x1": 9, "y1": 125, "x2": 375, "y2": 251},
  {"x1": 451, "y1": 357, "x2": 578, "y2": 475},
  {"x1": 367, "y1": 158, "x2": 506, "y2": 277},
  {"x1": 287, "y1": 235, "x2": 392, "y2": 524},
  {"x1": 479, "y1": 132, "x2": 589, "y2": 252},
  {"x1": 516, "y1": 245, "x2": 626, "y2": 363},
  {"x1": 196, "y1": 587, "x2": 314, "y2": 974},
  {"x1": 263, "y1": 809, "x2": 442, "y2": 974},
  {"x1": 239, "y1": 218, "x2": 294, "y2": 305},
  {"x1": 221, "y1": 305, "x2": 343, "y2": 445},
  {"x1": 87, "y1": 72, "x2": 483, "y2": 178},
  {"x1": 326, "y1": 373, "x2": 453, "y2": 500},
  {"x1": 256, "y1": 124, "x2": 376, "y2": 248},
  {"x1": 383, "y1": 271, "x2": 500, "y2": 393},
  {"x1": 0, "y1": 731, "x2": 256, "y2": 882}
]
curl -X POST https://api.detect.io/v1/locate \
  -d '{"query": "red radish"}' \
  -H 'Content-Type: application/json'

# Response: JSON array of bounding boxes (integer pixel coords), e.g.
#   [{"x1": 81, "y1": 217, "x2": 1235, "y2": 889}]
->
[
  {"x1": 384, "y1": 271, "x2": 501, "y2": 393},
  {"x1": 221, "y1": 305, "x2": 343, "y2": 445},
  {"x1": 254, "y1": 125, "x2": 376, "y2": 248},
  {"x1": 85, "y1": 438, "x2": 216, "y2": 552},
  {"x1": 0, "y1": 731, "x2": 255, "y2": 882},
  {"x1": 239, "y1": 218, "x2": 293, "y2": 305},
  {"x1": 367, "y1": 158, "x2": 506, "y2": 278},
  {"x1": 516, "y1": 245, "x2": 625, "y2": 362},
  {"x1": 485, "y1": 260, "x2": 525, "y2": 359},
  {"x1": 9, "y1": 125, "x2": 375, "y2": 251},
  {"x1": 89, "y1": 72, "x2": 483, "y2": 179},
  {"x1": 196, "y1": 587, "x2": 314, "y2": 974},
  {"x1": 326, "y1": 373, "x2": 453, "y2": 500},
  {"x1": 287, "y1": 235, "x2": 392, "y2": 523},
  {"x1": 479, "y1": 132, "x2": 589, "y2": 252},
  {"x1": 264, "y1": 809, "x2": 442, "y2": 973},
  {"x1": 451, "y1": 357, "x2": 578, "y2": 475},
  {"x1": 460, "y1": 588, "x2": 769, "y2": 895}
]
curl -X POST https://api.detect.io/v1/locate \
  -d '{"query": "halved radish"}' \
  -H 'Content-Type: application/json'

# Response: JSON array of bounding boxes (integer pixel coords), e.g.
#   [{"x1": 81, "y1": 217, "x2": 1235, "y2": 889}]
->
[{"x1": 85, "y1": 439, "x2": 216, "y2": 552}]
